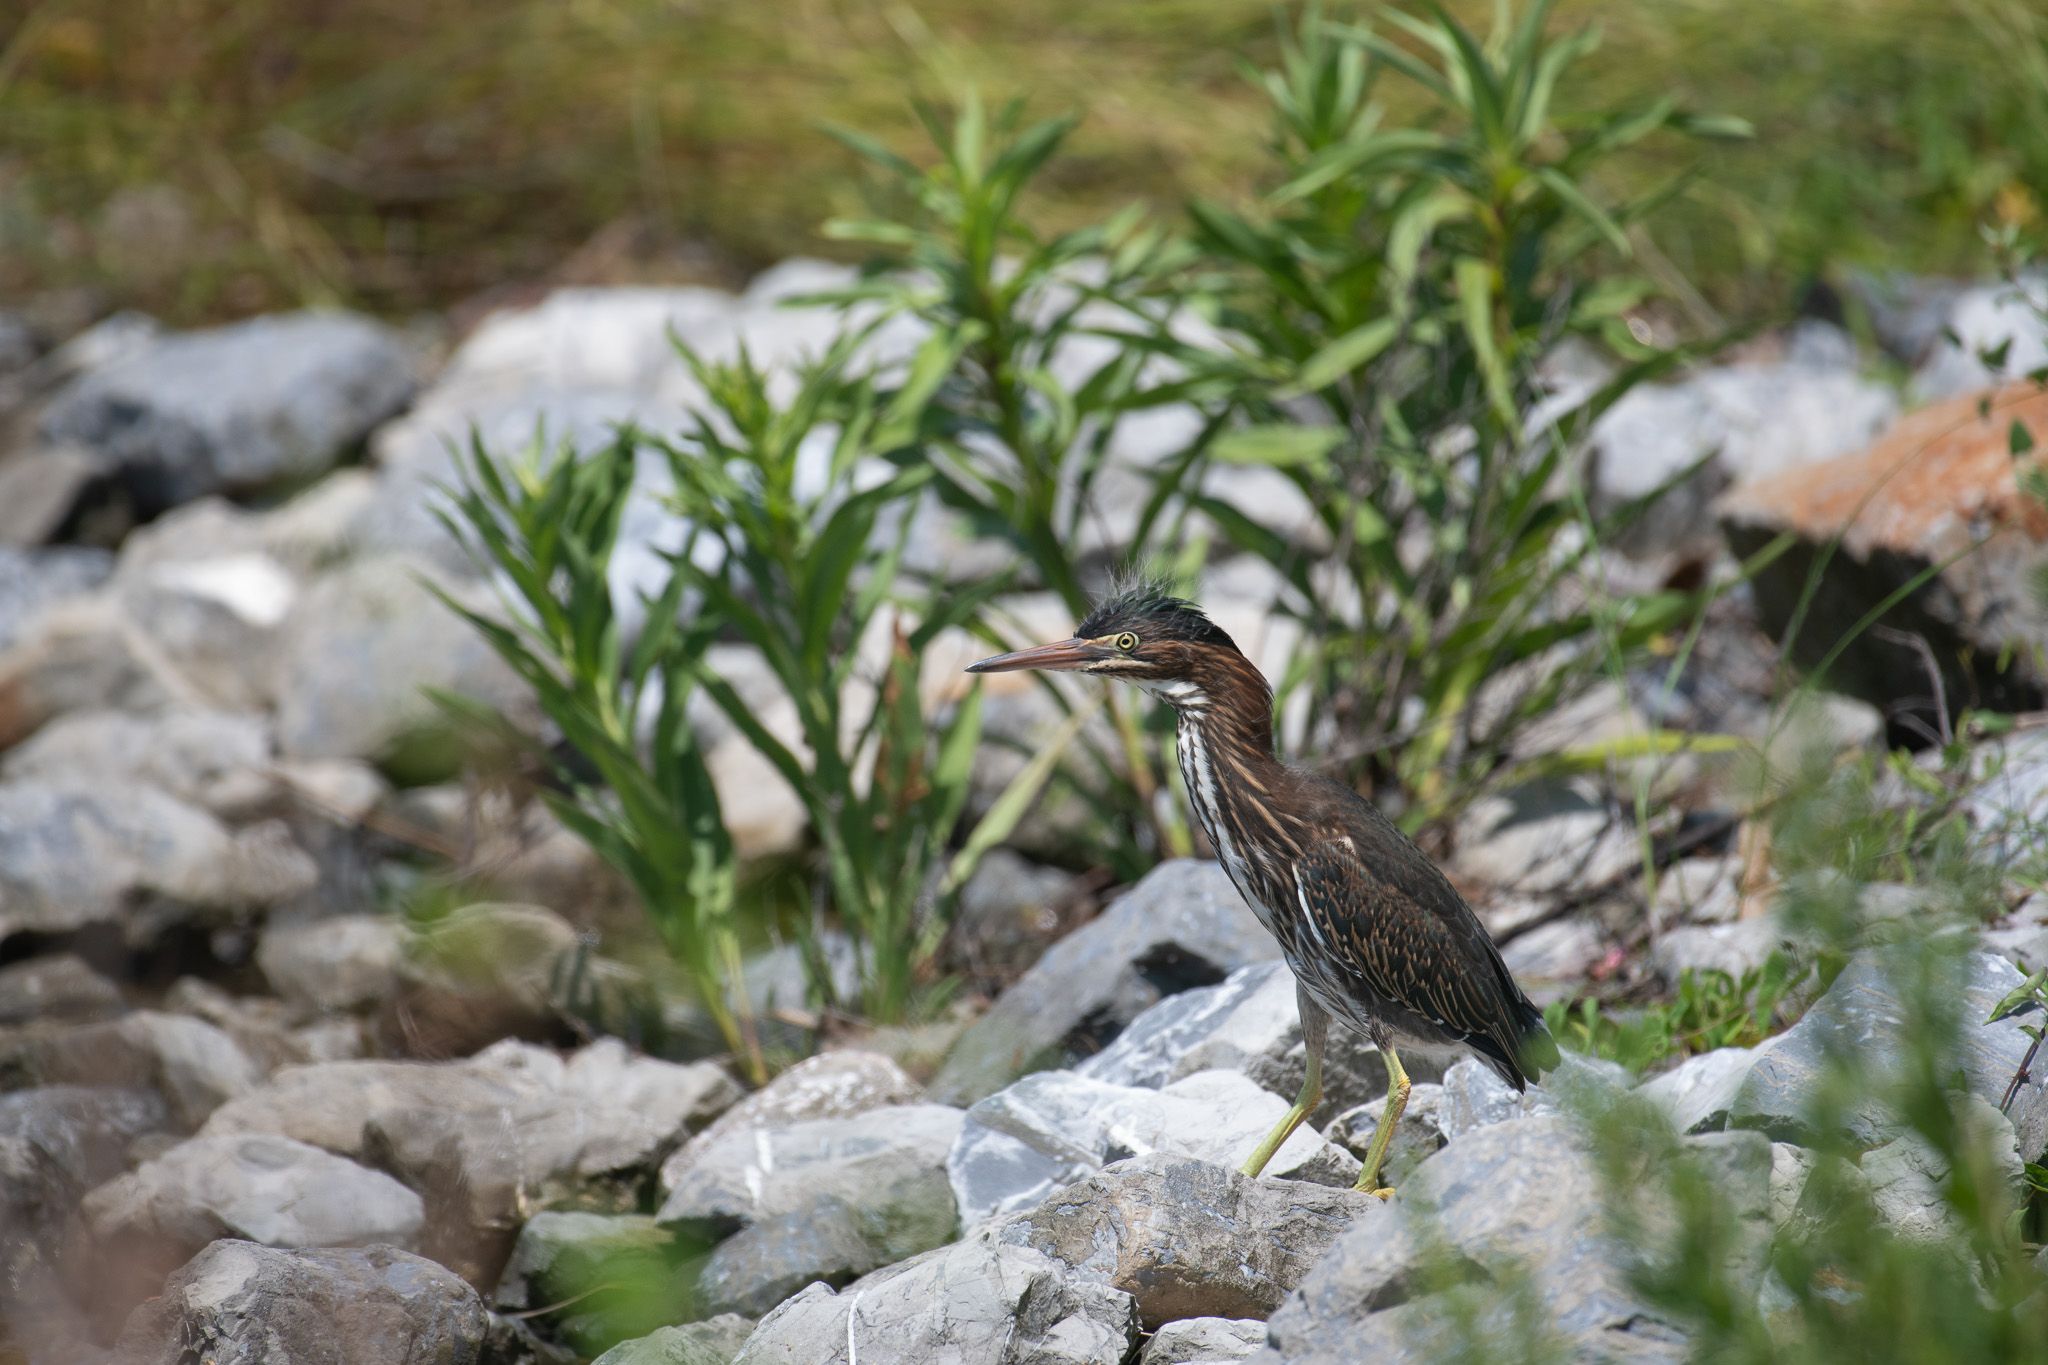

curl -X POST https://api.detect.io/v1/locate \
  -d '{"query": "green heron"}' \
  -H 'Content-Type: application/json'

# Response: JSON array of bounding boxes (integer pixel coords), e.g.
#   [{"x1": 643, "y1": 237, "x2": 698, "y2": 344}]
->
[{"x1": 968, "y1": 588, "x2": 1557, "y2": 1197}]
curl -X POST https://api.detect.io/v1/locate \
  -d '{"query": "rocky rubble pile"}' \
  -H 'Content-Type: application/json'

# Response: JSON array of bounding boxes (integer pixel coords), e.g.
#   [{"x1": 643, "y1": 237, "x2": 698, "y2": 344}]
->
[{"x1": 0, "y1": 265, "x2": 2044, "y2": 1362}]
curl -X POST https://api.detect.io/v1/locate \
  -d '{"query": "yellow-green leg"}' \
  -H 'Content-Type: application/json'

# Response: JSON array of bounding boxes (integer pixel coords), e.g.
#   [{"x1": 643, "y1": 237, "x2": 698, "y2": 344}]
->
[
  {"x1": 1242, "y1": 989, "x2": 1327, "y2": 1178},
  {"x1": 1354, "y1": 1043, "x2": 1412, "y2": 1199}
]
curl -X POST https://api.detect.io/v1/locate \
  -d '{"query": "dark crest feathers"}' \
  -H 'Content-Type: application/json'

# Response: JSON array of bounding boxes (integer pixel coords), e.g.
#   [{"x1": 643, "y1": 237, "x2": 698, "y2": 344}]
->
[{"x1": 1077, "y1": 582, "x2": 1240, "y2": 651}]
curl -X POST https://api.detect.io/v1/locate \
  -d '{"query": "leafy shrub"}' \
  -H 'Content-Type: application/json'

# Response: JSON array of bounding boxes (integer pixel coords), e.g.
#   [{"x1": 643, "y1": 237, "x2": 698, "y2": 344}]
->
[
  {"x1": 1147, "y1": 1, "x2": 1743, "y2": 830},
  {"x1": 440, "y1": 327, "x2": 1080, "y2": 1039},
  {"x1": 432, "y1": 430, "x2": 759, "y2": 1077},
  {"x1": 1546, "y1": 954, "x2": 1811, "y2": 1077},
  {"x1": 813, "y1": 96, "x2": 1206, "y2": 870},
  {"x1": 645, "y1": 333, "x2": 1009, "y2": 1025}
]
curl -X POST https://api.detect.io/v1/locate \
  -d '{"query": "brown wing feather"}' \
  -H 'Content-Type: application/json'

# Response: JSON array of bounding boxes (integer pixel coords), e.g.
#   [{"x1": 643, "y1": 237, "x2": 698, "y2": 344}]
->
[{"x1": 1290, "y1": 777, "x2": 1549, "y2": 1086}]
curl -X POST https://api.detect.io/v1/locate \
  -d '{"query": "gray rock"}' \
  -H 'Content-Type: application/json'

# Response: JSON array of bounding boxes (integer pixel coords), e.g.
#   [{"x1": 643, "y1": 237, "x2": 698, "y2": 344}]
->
[
  {"x1": 2, "y1": 705, "x2": 273, "y2": 815},
  {"x1": 366, "y1": 384, "x2": 701, "y2": 596},
  {"x1": 273, "y1": 553, "x2": 534, "y2": 772},
  {"x1": 1079, "y1": 961, "x2": 1405, "y2": 1126},
  {"x1": 1774, "y1": 1150, "x2": 1871, "y2": 1257},
  {"x1": 114, "y1": 1239, "x2": 488, "y2": 1365},
  {"x1": 695, "y1": 1184, "x2": 958, "y2": 1319},
  {"x1": 595, "y1": 1317, "x2": 757, "y2": 1365},
  {"x1": 1078, "y1": 962, "x2": 1299, "y2": 1089},
  {"x1": 117, "y1": 470, "x2": 379, "y2": 577},
  {"x1": 160, "y1": 975, "x2": 344, "y2": 1075},
  {"x1": 111, "y1": 552, "x2": 298, "y2": 712},
  {"x1": 1837, "y1": 270, "x2": 1973, "y2": 366},
  {"x1": 997, "y1": 1153, "x2": 1382, "y2": 1327},
  {"x1": 41, "y1": 309, "x2": 162, "y2": 381},
  {"x1": 0, "y1": 545, "x2": 112, "y2": 650},
  {"x1": 703, "y1": 716, "x2": 809, "y2": 861},
  {"x1": 1729, "y1": 948, "x2": 2048, "y2": 1159},
  {"x1": 0, "y1": 780, "x2": 318, "y2": 943},
  {"x1": 198, "y1": 1052, "x2": 524, "y2": 1155},
  {"x1": 930, "y1": 860, "x2": 1278, "y2": 1105},
  {"x1": 483, "y1": 1036, "x2": 742, "y2": 1141},
  {"x1": 1436, "y1": 1053, "x2": 1632, "y2": 1143},
  {"x1": 657, "y1": 1102, "x2": 962, "y2": 1238},
  {"x1": 9, "y1": 1010, "x2": 261, "y2": 1129},
  {"x1": 1910, "y1": 275, "x2": 2048, "y2": 401},
  {"x1": 0, "y1": 1084, "x2": 167, "y2": 1345},
  {"x1": 1500, "y1": 914, "x2": 1611, "y2": 987},
  {"x1": 731, "y1": 1238, "x2": 1138, "y2": 1365},
  {"x1": 1437, "y1": 1057, "x2": 1554, "y2": 1141},
  {"x1": 1639, "y1": 1046, "x2": 1765, "y2": 1134},
  {"x1": 1588, "y1": 356, "x2": 1897, "y2": 561},
  {"x1": 1264, "y1": 1116, "x2": 1675, "y2": 1363},
  {"x1": 214, "y1": 1035, "x2": 721, "y2": 1141},
  {"x1": 0, "y1": 952, "x2": 123, "y2": 1025},
  {"x1": 695, "y1": 1198, "x2": 878, "y2": 1317},
  {"x1": 0, "y1": 1085, "x2": 167, "y2": 1267},
  {"x1": 1653, "y1": 856, "x2": 1743, "y2": 926},
  {"x1": 41, "y1": 311, "x2": 414, "y2": 507},
  {"x1": 951, "y1": 847, "x2": 1075, "y2": 976},
  {"x1": 1648, "y1": 920, "x2": 1785, "y2": 989},
  {"x1": 1984, "y1": 892, "x2": 2048, "y2": 972},
  {"x1": 1324, "y1": 1084, "x2": 1447, "y2": 1187},
  {"x1": 448, "y1": 286, "x2": 740, "y2": 388},
  {"x1": 83, "y1": 1132, "x2": 423, "y2": 1293},
  {"x1": 1761, "y1": 692, "x2": 1886, "y2": 771},
  {"x1": 948, "y1": 1068, "x2": 1358, "y2": 1228},
  {"x1": 360, "y1": 283, "x2": 758, "y2": 603},
  {"x1": 0, "y1": 596, "x2": 186, "y2": 748},
  {"x1": 496, "y1": 1211, "x2": 692, "y2": 1347},
  {"x1": 659, "y1": 1051, "x2": 920, "y2": 1193},
  {"x1": 1769, "y1": 1141, "x2": 1817, "y2": 1227},
  {"x1": 1969, "y1": 730, "x2": 2048, "y2": 867},
  {"x1": 1140, "y1": 1318, "x2": 1267, "y2": 1364},
  {"x1": 742, "y1": 930, "x2": 865, "y2": 1021},
  {"x1": 386, "y1": 900, "x2": 591, "y2": 1054},
  {"x1": 1859, "y1": 1095, "x2": 2025, "y2": 1246},
  {"x1": 0, "y1": 445, "x2": 108, "y2": 550},
  {"x1": 1451, "y1": 778, "x2": 1640, "y2": 897},
  {"x1": 205, "y1": 1040, "x2": 734, "y2": 1286},
  {"x1": 1672, "y1": 1130, "x2": 1776, "y2": 1300},
  {"x1": 257, "y1": 913, "x2": 405, "y2": 1013}
]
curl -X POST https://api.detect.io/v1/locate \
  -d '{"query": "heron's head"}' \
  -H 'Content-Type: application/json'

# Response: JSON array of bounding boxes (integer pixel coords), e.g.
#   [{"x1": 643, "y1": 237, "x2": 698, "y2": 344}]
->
[{"x1": 966, "y1": 588, "x2": 1246, "y2": 707}]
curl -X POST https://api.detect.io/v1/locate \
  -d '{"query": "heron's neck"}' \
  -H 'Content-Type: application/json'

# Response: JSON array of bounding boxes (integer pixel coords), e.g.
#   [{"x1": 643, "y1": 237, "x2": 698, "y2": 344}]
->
[
  {"x1": 1147, "y1": 651, "x2": 1277, "y2": 762},
  {"x1": 1157, "y1": 653, "x2": 1289, "y2": 889}
]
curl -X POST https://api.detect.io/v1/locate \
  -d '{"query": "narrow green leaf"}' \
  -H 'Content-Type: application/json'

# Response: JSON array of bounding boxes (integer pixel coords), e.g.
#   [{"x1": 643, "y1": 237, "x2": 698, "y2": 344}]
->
[
  {"x1": 942, "y1": 697, "x2": 1097, "y2": 895},
  {"x1": 1212, "y1": 424, "x2": 1346, "y2": 468},
  {"x1": 1534, "y1": 167, "x2": 1629, "y2": 254},
  {"x1": 1452, "y1": 255, "x2": 1516, "y2": 423},
  {"x1": 1288, "y1": 318, "x2": 1400, "y2": 394}
]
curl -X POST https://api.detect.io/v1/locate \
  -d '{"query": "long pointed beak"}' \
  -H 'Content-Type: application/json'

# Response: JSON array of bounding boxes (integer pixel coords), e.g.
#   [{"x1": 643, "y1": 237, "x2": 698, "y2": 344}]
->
[{"x1": 966, "y1": 638, "x2": 1100, "y2": 674}]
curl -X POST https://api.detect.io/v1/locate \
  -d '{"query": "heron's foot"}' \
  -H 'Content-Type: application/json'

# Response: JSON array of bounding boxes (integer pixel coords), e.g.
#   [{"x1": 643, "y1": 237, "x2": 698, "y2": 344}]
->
[{"x1": 1352, "y1": 1163, "x2": 1397, "y2": 1198}]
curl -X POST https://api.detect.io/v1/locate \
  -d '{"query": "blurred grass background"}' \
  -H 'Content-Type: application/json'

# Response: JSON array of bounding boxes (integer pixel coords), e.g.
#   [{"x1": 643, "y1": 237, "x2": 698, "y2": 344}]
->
[{"x1": 3, "y1": 0, "x2": 2045, "y2": 326}]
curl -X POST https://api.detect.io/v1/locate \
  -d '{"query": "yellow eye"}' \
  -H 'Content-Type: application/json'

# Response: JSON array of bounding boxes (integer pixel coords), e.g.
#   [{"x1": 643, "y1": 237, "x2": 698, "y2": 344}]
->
[{"x1": 1114, "y1": 632, "x2": 1139, "y2": 652}]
